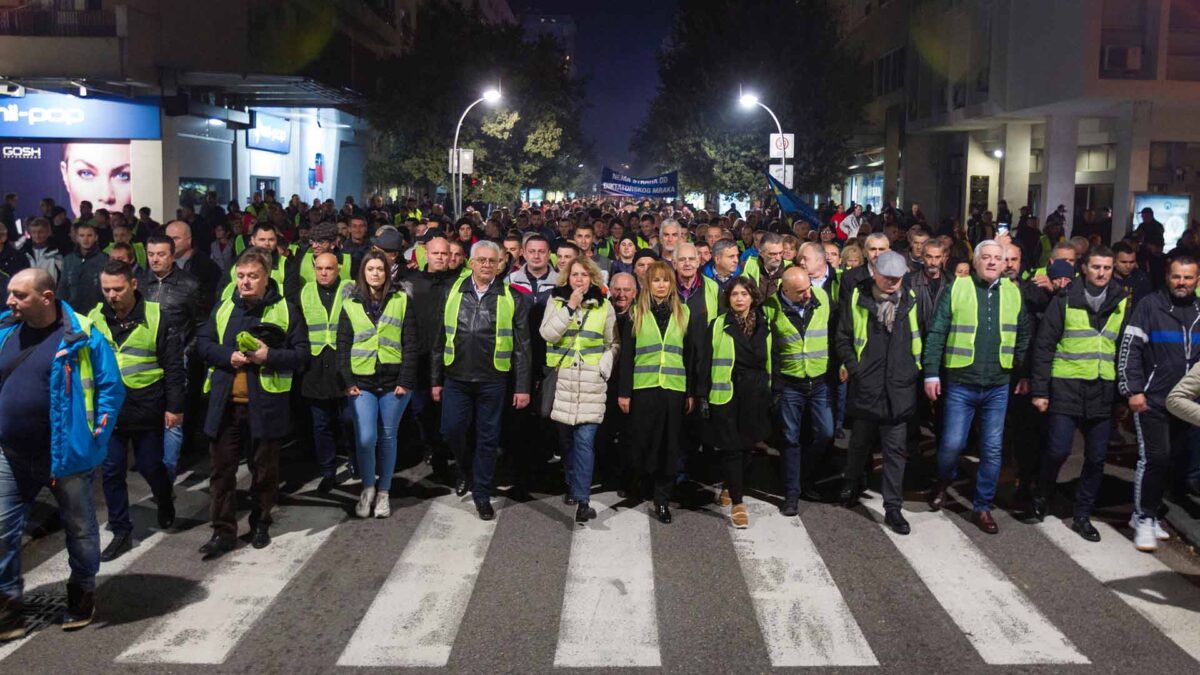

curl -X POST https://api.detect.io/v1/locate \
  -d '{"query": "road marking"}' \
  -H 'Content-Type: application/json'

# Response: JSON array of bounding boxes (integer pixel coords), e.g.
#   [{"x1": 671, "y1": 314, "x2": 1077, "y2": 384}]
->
[
  {"x1": 1037, "y1": 517, "x2": 1200, "y2": 662},
  {"x1": 117, "y1": 505, "x2": 343, "y2": 664},
  {"x1": 337, "y1": 496, "x2": 500, "y2": 667},
  {"x1": 864, "y1": 502, "x2": 1089, "y2": 665},
  {"x1": 726, "y1": 498, "x2": 877, "y2": 666},
  {"x1": 554, "y1": 494, "x2": 660, "y2": 668}
]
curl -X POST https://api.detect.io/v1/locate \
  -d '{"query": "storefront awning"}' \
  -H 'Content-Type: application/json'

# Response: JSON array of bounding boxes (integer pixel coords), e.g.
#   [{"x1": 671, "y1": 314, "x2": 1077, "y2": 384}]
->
[{"x1": 175, "y1": 73, "x2": 363, "y2": 108}]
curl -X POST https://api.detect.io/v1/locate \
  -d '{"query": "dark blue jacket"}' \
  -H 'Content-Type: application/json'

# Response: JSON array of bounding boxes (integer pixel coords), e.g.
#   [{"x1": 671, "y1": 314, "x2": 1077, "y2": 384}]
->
[{"x1": 1118, "y1": 289, "x2": 1200, "y2": 412}]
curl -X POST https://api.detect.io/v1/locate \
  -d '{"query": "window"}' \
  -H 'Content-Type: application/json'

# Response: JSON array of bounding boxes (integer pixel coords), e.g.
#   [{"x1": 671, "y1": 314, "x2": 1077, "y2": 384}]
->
[{"x1": 874, "y1": 47, "x2": 907, "y2": 97}]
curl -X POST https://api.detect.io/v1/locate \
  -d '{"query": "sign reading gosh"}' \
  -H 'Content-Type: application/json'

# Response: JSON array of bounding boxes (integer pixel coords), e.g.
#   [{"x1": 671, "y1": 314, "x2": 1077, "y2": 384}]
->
[
  {"x1": 247, "y1": 113, "x2": 291, "y2": 154},
  {"x1": 0, "y1": 92, "x2": 160, "y2": 140}
]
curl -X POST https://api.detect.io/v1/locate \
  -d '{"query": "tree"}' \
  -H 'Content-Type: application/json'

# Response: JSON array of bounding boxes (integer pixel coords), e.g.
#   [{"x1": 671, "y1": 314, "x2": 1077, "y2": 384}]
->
[
  {"x1": 364, "y1": 3, "x2": 590, "y2": 208},
  {"x1": 633, "y1": 0, "x2": 869, "y2": 198}
]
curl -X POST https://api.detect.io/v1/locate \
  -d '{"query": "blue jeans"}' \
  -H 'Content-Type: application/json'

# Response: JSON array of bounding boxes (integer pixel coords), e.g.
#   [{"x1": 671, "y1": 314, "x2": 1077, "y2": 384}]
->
[
  {"x1": 351, "y1": 389, "x2": 412, "y2": 492},
  {"x1": 561, "y1": 423, "x2": 600, "y2": 502},
  {"x1": 162, "y1": 424, "x2": 182, "y2": 482},
  {"x1": 777, "y1": 380, "x2": 833, "y2": 498},
  {"x1": 309, "y1": 398, "x2": 345, "y2": 478},
  {"x1": 937, "y1": 382, "x2": 1009, "y2": 511},
  {"x1": 834, "y1": 380, "x2": 847, "y2": 432},
  {"x1": 441, "y1": 378, "x2": 507, "y2": 502},
  {"x1": 0, "y1": 452, "x2": 99, "y2": 600},
  {"x1": 103, "y1": 428, "x2": 171, "y2": 535}
]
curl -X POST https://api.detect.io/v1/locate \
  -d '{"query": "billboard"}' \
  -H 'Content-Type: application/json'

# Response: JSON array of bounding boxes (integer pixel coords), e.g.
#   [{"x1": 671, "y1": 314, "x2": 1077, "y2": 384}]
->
[
  {"x1": 1133, "y1": 193, "x2": 1190, "y2": 252},
  {"x1": 0, "y1": 140, "x2": 133, "y2": 220},
  {"x1": 247, "y1": 112, "x2": 291, "y2": 154},
  {"x1": 0, "y1": 93, "x2": 160, "y2": 140}
]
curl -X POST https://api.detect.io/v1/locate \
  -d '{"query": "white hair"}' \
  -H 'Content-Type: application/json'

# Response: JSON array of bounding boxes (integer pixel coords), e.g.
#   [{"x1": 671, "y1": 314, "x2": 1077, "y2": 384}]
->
[
  {"x1": 659, "y1": 218, "x2": 680, "y2": 236},
  {"x1": 973, "y1": 239, "x2": 1003, "y2": 264},
  {"x1": 470, "y1": 240, "x2": 503, "y2": 259}
]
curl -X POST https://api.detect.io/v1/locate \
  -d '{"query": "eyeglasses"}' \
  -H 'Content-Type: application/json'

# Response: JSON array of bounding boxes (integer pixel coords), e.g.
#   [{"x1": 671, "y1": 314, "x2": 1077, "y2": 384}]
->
[{"x1": 473, "y1": 258, "x2": 500, "y2": 267}]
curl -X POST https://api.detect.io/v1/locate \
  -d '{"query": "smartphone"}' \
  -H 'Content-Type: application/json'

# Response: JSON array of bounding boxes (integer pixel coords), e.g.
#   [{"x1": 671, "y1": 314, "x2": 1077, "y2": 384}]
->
[{"x1": 997, "y1": 225, "x2": 1010, "y2": 236}]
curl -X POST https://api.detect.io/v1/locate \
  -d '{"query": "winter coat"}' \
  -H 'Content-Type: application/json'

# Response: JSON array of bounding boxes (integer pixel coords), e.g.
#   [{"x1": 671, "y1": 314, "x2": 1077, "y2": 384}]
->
[
  {"x1": 540, "y1": 287, "x2": 618, "y2": 426},
  {"x1": 432, "y1": 276, "x2": 532, "y2": 394},
  {"x1": 20, "y1": 240, "x2": 62, "y2": 283},
  {"x1": 1166, "y1": 361, "x2": 1200, "y2": 426},
  {"x1": 139, "y1": 266, "x2": 203, "y2": 348},
  {"x1": 835, "y1": 278, "x2": 922, "y2": 422},
  {"x1": 57, "y1": 246, "x2": 108, "y2": 314}
]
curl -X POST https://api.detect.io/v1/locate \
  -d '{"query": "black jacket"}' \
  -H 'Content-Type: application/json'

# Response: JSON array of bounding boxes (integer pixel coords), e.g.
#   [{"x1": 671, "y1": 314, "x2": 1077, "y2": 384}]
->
[
  {"x1": 196, "y1": 282, "x2": 309, "y2": 440},
  {"x1": 905, "y1": 268, "x2": 945, "y2": 335},
  {"x1": 139, "y1": 266, "x2": 202, "y2": 349},
  {"x1": 336, "y1": 288, "x2": 418, "y2": 393},
  {"x1": 181, "y1": 250, "x2": 221, "y2": 310},
  {"x1": 300, "y1": 281, "x2": 350, "y2": 400},
  {"x1": 769, "y1": 290, "x2": 835, "y2": 388},
  {"x1": 102, "y1": 294, "x2": 186, "y2": 431},
  {"x1": 1118, "y1": 289, "x2": 1200, "y2": 412},
  {"x1": 838, "y1": 264, "x2": 871, "y2": 313},
  {"x1": 1031, "y1": 282, "x2": 1127, "y2": 418},
  {"x1": 0, "y1": 243, "x2": 29, "y2": 278},
  {"x1": 57, "y1": 246, "x2": 108, "y2": 313},
  {"x1": 400, "y1": 267, "x2": 460, "y2": 388},
  {"x1": 431, "y1": 277, "x2": 532, "y2": 394},
  {"x1": 835, "y1": 278, "x2": 922, "y2": 422}
]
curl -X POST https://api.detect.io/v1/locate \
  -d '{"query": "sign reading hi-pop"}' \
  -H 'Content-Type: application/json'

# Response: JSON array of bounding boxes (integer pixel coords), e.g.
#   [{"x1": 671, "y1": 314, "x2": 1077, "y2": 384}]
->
[
  {"x1": 247, "y1": 112, "x2": 291, "y2": 154},
  {"x1": 0, "y1": 92, "x2": 160, "y2": 140},
  {"x1": 600, "y1": 167, "x2": 678, "y2": 198}
]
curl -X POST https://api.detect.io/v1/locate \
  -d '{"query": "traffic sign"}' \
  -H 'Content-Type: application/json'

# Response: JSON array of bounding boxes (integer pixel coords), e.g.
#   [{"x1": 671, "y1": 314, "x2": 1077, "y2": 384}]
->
[
  {"x1": 769, "y1": 133, "x2": 794, "y2": 159},
  {"x1": 769, "y1": 164, "x2": 794, "y2": 189},
  {"x1": 448, "y1": 148, "x2": 474, "y2": 174}
]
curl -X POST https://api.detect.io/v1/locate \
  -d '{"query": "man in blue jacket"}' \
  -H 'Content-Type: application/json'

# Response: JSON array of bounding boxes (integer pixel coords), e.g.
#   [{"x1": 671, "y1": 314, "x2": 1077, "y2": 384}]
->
[{"x1": 0, "y1": 268, "x2": 124, "y2": 640}]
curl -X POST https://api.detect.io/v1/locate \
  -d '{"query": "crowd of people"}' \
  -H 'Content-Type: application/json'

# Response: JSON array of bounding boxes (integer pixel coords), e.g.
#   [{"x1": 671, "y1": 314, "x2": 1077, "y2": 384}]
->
[{"x1": 0, "y1": 185, "x2": 1198, "y2": 640}]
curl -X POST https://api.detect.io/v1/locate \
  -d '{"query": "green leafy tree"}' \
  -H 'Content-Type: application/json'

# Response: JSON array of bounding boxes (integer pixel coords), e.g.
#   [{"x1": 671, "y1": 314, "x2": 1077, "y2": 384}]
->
[{"x1": 634, "y1": 0, "x2": 869, "y2": 198}]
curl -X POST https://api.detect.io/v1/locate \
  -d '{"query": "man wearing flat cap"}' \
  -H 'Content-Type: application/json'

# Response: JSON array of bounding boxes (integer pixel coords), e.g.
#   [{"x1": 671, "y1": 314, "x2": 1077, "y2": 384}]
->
[{"x1": 285, "y1": 221, "x2": 353, "y2": 300}]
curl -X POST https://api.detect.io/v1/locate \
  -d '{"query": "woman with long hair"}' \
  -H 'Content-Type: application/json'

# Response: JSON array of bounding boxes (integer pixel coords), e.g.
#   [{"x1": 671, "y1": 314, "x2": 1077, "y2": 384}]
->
[
  {"x1": 700, "y1": 277, "x2": 772, "y2": 528},
  {"x1": 338, "y1": 251, "x2": 417, "y2": 518},
  {"x1": 616, "y1": 260, "x2": 700, "y2": 523},
  {"x1": 541, "y1": 257, "x2": 619, "y2": 524}
]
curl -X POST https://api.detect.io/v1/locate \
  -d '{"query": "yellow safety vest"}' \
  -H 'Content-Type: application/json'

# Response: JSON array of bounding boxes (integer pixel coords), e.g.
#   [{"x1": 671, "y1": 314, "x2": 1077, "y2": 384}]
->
[
  {"x1": 203, "y1": 297, "x2": 293, "y2": 394},
  {"x1": 632, "y1": 304, "x2": 689, "y2": 392},
  {"x1": 850, "y1": 287, "x2": 922, "y2": 368},
  {"x1": 299, "y1": 280, "x2": 348, "y2": 356},
  {"x1": 442, "y1": 282, "x2": 515, "y2": 372},
  {"x1": 708, "y1": 312, "x2": 771, "y2": 405},
  {"x1": 766, "y1": 288, "x2": 830, "y2": 379},
  {"x1": 344, "y1": 292, "x2": 408, "y2": 375},
  {"x1": 944, "y1": 276, "x2": 1021, "y2": 369},
  {"x1": 545, "y1": 297, "x2": 607, "y2": 368},
  {"x1": 87, "y1": 300, "x2": 163, "y2": 389},
  {"x1": 297, "y1": 250, "x2": 352, "y2": 285},
  {"x1": 1051, "y1": 298, "x2": 1126, "y2": 381}
]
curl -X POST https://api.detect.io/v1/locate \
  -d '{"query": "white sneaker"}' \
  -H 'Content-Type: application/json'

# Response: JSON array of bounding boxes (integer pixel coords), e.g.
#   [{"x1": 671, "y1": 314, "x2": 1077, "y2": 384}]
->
[
  {"x1": 374, "y1": 491, "x2": 391, "y2": 518},
  {"x1": 1129, "y1": 514, "x2": 1171, "y2": 541},
  {"x1": 356, "y1": 487, "x2": 375, "y2": 518},
  {"x1": 1133, "y1": 516, "x2": 1159, "y2": 552}
]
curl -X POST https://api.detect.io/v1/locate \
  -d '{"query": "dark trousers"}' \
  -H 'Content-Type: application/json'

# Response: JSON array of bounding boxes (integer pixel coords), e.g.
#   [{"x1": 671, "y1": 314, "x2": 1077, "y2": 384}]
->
[
  {"x1": 844, "y1": 418, "x2": 908, "y2": 511},
  {"x1": 209, "y1": 404, "x2": 280, "y2": 542},
  {"x1": 1007, "y1": 393, "x2": 1045, "y2": 490},
  {"x1": 441, "y1": 378, "x2": 506, "y2": 502},
  {"x1": 1041, "y1": 412, "x2": 1110, "y2": 520},
  {"x1": 720, "y1": 448, "x2": 750, "y2": 505},
  {"x1": 102, "y1": 428, "x2": 171, "y2": 535},
  {"x1": 307, "y1": 398, "x2": 345, "y2": 478},
  {"x1": 1134, "y1": 407, "x2": 1197, "y2": 518}
]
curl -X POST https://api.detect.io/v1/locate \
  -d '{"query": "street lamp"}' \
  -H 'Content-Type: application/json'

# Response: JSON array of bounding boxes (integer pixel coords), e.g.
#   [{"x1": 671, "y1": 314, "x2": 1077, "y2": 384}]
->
[
  {"x1": 738, "y1": 90, "x2": 786, "y2": 182},
  {"x1": 452, "y1": 87, "x2": 502, "y2": 218}
]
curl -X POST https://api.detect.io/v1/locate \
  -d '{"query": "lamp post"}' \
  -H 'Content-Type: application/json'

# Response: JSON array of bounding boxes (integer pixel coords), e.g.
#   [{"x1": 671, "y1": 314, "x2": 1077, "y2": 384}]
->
[
  {"x1": 738, "y1": 92, "x2": 786, "y2": 183},
  {"x1": 452, "y1": 87, "x2": 502, "y2": 218}
]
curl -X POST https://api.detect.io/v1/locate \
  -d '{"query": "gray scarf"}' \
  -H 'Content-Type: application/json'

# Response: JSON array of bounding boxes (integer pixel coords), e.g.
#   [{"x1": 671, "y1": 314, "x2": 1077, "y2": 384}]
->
[{"x1": 871, "y1": 284, "x2": 901, "y2": 332}]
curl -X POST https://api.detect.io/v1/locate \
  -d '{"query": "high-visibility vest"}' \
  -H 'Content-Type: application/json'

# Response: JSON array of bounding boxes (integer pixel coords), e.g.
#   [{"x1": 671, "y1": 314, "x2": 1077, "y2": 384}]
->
[
  {"x1": 233, "y1": 234, "x2": 249, "y2": 255},
  {"x1": 766, "y1": 287, "x2": 831, "y2": 379},
  {"x1": 701, "y1": 276, "x2": 719, "y2": 320},
  {"x1": 87, "y1": 300, "x2": 163, "y2": 389},
  {"x1": 741, "y1": 255, "x2": 762, "y2": 284},
  {"x1": 632, "y1": 304, "x2": 690, "y2": 392},
  {"x1": 944, "y1": 276, "x2": 1021, "y2": 369},
  {"x1": 299, "y1": 280, "x2": 348, "y2": 356},
  {"x1": 103, "y1": 242, "x2": 146, "y2": 269},
  {"x1": 1051, "y1": 298, "x2": 1126, "y2": 381},
  {"x1": 708, "y1": 312, "x2": 772, "y2": 405},
  {"x1": 442, "y1": 282, "x2": 515, "y2": 372},
  {"x1": 850, "y1": 287, "x2": 922, "y2": 368},
  {"x1": 297, "y1": 250, "x2": 352, "y2": 285},
  {"x1": 344, "y1": 292, "x2": 407, "y2": 375},
  {"x1": 415, "y1": 245, "x2": 428, "y2": 271},
  {"x1": 203, "y1": 297, "x2": 293, "y2": 394},
  {"x1": 596, "y1": 237, "x2": 613, "y2": 259},
  {"x1": 221, "y1": 261, "x2": 287, "y2": 300},
  {"x1": 1038, "y1": 233, "x2": 1052, "y2": 267},
  {"x1": 545, "y1": 297, "x2": 607, "y2": 368}
]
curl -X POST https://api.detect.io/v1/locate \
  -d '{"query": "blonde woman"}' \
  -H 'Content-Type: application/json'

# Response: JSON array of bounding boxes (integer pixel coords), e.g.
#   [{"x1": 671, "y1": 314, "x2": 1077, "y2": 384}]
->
[
  {"x1": 540, "y1": 257, "x2": 619, "y2": 524},
  {"x1": 842, "y1": 244, "x2": 865, "y2": 270},
  {"x1": 616, "y1": 261, "x2": 701, "y2": 523}
]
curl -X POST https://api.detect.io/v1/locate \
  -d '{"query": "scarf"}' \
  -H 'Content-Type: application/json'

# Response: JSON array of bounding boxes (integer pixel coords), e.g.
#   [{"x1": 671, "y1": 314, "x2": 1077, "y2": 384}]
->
[
  {"x1": 871, "y1": 284, "x2": 901, "y2": 333},
  {"x1": 732, "y1": 309, "x2": 757, "y2": 337}
]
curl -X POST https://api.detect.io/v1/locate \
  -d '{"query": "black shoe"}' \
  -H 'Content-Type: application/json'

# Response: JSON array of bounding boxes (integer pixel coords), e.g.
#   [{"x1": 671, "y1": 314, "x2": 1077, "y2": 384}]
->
[
  {"x1": 248, "y1": 508, "x2": 261, "y2": 530},
  {"x1": 1072, "y1": 517, "x2": 1101, "y2": 542},
  {"x1": 653, "y1": 503, "x2": 672, "y2": 524},
  {"x1": 61, "y1": 584, "x2": 94, "y2": 631},
  {"x1": 1026, "y1": 498, "x2": 1047, "y2": 523},
  {"x1": 476, "y1": 500, "x2": 495, "y2": 521},
  {"x1": 455, "y1": 476, "x2": 470, "y2": 497},
  {"x1": 251, "y1": 523, "x2": 271, "y2": 549},
  {"x1": 0, "y1": 598, "x2": 26, "y2": 642},
  {"x1": 835, "y1": 429, "x2": 846, "y2": 440},
  {"x1": 157, "y1": 494, "x2": 176, "y2": 529},
  {"x1": 563, "y1": 495, "x2": 578, "y2": 506},
  {"x1": 799, "y1": 483, "x2": 824, "y2": 503},
  {"x1": 780, "y1": 496, "x2": 799, "y2": 517},
  {"x1": 198, "y1": 535, "x2": 235, "y2": 560},
  {"x1": 839, "y1": 482, "x2": 859, "y2": 508},
  {"x1": 575, "y1": 502, "x2": 597, "y2": 523},
  {"x1": 317, "y1": 475, "x2": 337, "y2": 494},
  {"x1": 99, "y1": 532, "x2": 132, "y2": 562},
  {"x1": 885, "y1": 509, "x2": 911, "y2": 535}
]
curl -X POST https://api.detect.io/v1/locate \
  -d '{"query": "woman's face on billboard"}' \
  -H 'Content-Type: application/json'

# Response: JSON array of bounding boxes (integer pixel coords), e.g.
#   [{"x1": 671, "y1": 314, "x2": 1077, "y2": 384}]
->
[{"x1": 60, "y1": 142, "x2": 131, "y2": 219}]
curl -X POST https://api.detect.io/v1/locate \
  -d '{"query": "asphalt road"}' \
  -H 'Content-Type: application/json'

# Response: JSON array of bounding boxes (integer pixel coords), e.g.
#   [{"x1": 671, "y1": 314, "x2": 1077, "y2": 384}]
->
[{"x1": 5, "y1": 437, "x2": 1200, "y2": 674}]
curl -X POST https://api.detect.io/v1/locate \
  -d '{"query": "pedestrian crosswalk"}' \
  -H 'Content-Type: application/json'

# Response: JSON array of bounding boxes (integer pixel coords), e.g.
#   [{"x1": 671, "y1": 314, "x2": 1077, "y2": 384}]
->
[{"x1": 6, "y1": 484, "x2": 1200, "y2": 671}]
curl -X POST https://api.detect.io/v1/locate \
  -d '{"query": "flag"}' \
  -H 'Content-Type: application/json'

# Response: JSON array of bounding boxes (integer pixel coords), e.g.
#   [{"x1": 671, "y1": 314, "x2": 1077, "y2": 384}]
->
[{"x1": 766, "y1": 171, "x2": 821, "y2": 228}]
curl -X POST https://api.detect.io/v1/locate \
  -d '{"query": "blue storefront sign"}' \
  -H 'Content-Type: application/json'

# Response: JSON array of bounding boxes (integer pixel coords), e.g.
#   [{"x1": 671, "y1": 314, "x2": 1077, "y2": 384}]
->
[
  {"x1": 247, "y1": 113, "x2": 291, "y2": 154},
  {"x1": 600, "y1": 167, "x2": 678, "y2": 199},
  {"x1": 0, "y1": 92, "x2": 160, "y2": 140}
]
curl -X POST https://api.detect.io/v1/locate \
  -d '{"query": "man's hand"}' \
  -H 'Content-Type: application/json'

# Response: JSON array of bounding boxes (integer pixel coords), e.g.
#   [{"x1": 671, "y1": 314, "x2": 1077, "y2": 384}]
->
[
  {"x1": 432, "y1": 386, "x2": 443, "y2": 402},
  {"x1": 839, "y1": 365, "x2": 848, "y2": 383},
  {"x1": 230, "y1": 351, "x2": 249, "y2": 369},
  {"x1": 684, "y1": 396, "x2": 695, "y2": 415},
  {"x1": 1129, "y1": 393, "x2": 1149, "y2": 413},
  {"x1": 924, "y1": 379, "x2": 941, "y2": 401},
  {"x1": 1033, "y1": 274, "x2": 1052, "y2": 292},
  {"x1": 618, "y1": 396, "x2": 631, "y2": 414},
  {"x1": 164, "y1": 412, "x2": 183, "y2": 429},
  {"x1": 513, "y1": 392, "x2": 530, "y2": 409},
  {"x1": 345, "y1": 386, "x2": 361, "y2": 397},
  {"x1": 1014, "y1": 378, "x2": 1030, "y2": 395},
  {"x1": 395, "y1": 386, "x2": 409, "y2": 397},
  {"x1": 1032, "y1": 397, "x2": 1049, "y2": 413}
]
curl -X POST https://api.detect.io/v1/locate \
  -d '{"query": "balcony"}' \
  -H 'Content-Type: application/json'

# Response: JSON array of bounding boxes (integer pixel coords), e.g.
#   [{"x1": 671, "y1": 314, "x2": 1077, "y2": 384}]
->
[{"x1": 0, "y1": 8, "x2": 116, "y2": 37}]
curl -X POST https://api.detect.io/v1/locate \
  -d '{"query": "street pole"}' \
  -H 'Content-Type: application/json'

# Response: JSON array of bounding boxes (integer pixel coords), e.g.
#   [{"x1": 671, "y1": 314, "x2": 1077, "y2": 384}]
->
[
  {"x1": 451, "y1": 96, "x2": 486, "y2": 219},
  {"x1": 755, "y1": 101, "x2": 786, "y2": 182}
]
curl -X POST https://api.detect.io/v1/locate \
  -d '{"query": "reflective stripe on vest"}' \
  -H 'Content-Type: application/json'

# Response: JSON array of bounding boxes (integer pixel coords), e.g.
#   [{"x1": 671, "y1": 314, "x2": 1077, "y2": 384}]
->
[
  {"x1": 708, "y1": 312, "x2": 773, "y2": 405},
  {"x1": 545, "y1": 297, "x2": 608, "y2": 368},
  {"x1": 298, "y1": 250, "x2": 352, "y2": 284},
  {"x1": 87, "y1": 300, "x2": 163, "y2": 389},
  {"x1": 221, "y1": 262, "x2": 287, "y2": 300},
  {"x1": 442, "y1": 283, "x2": 515, "y2": 372},
  {"x1": 768, "y1": 287, "x2": 830, "y2": 379},
  {"x1": 1051, "y1": 298, "x2": 1126, "y2": 381},
  {"x1": 300, "y1": 280, "x2": 348, "y2": 356},
  {"x1": 944, "y1": 276, "x2": 1020, "y2": 369},
  {"x1": 850, "y1": 287, "x2": 922, "y2": 368},
  {"x1": 632, "y1": 304, "x2": 689, "y2": 392},
  {"x1": 345, "y1": 292, "x2": 408, "y2": 375},
  {"x1": 204, "y1": 297, "x2": 293, "y2": 394}
]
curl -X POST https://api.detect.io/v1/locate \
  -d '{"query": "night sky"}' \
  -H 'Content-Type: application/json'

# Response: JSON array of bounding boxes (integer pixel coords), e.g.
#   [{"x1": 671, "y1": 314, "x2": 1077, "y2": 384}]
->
[{"x1": 518, "y1": 0, "x2": 678, "y2": 175}]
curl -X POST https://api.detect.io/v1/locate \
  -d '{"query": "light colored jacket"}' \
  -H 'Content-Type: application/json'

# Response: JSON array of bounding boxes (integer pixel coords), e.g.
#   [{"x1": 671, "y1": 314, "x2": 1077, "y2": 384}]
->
[
  {"x1": 540, "y1": 294, "x2": 619, "y2": 426},
  {"x1": 1166, "y1": 361, "x2": 1200, "y2": 426}
]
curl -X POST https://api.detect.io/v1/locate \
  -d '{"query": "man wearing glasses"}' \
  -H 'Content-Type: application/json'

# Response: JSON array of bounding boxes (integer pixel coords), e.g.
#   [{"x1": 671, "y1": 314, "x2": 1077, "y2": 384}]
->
[{"x1": 432, "y1": 241, "x2": 531, "y2": 520}]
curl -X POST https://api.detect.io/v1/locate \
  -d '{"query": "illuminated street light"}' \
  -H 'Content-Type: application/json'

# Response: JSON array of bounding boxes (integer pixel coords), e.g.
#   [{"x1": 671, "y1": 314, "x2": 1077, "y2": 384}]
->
[
  {"x1": 738, "y1": 88, "x2": 785, "y2": 179},
  {"x1": 452, "y1": 87, "x2": 503, "y2": 217}
]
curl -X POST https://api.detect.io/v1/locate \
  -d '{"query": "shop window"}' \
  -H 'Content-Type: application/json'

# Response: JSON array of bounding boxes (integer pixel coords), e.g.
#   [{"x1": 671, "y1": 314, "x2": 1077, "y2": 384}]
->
[{"x1": 179, "y1": 178, "x2": 230, "y2": 211}]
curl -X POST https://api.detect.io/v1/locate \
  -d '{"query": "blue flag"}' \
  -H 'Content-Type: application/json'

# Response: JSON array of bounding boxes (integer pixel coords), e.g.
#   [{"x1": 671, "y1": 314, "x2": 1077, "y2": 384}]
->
[{"x1": 766, "y1": 171, "x2": 821, "y2": 228}]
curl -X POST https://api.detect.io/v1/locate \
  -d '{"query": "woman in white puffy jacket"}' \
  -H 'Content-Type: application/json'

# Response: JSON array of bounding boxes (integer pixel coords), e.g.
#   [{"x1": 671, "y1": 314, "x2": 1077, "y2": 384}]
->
[{"x1": 540, "y1": 256, "x2": 619, "y2": 524}]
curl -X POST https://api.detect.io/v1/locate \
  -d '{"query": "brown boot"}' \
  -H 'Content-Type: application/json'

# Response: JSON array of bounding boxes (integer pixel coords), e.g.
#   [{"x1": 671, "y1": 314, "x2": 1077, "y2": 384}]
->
[
  {"x1": 973, "y1": 510, "x2": 999, "y2": 534},
  {"x1": 730, "y1": 503, "x2": 749, "y2": 529}
]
